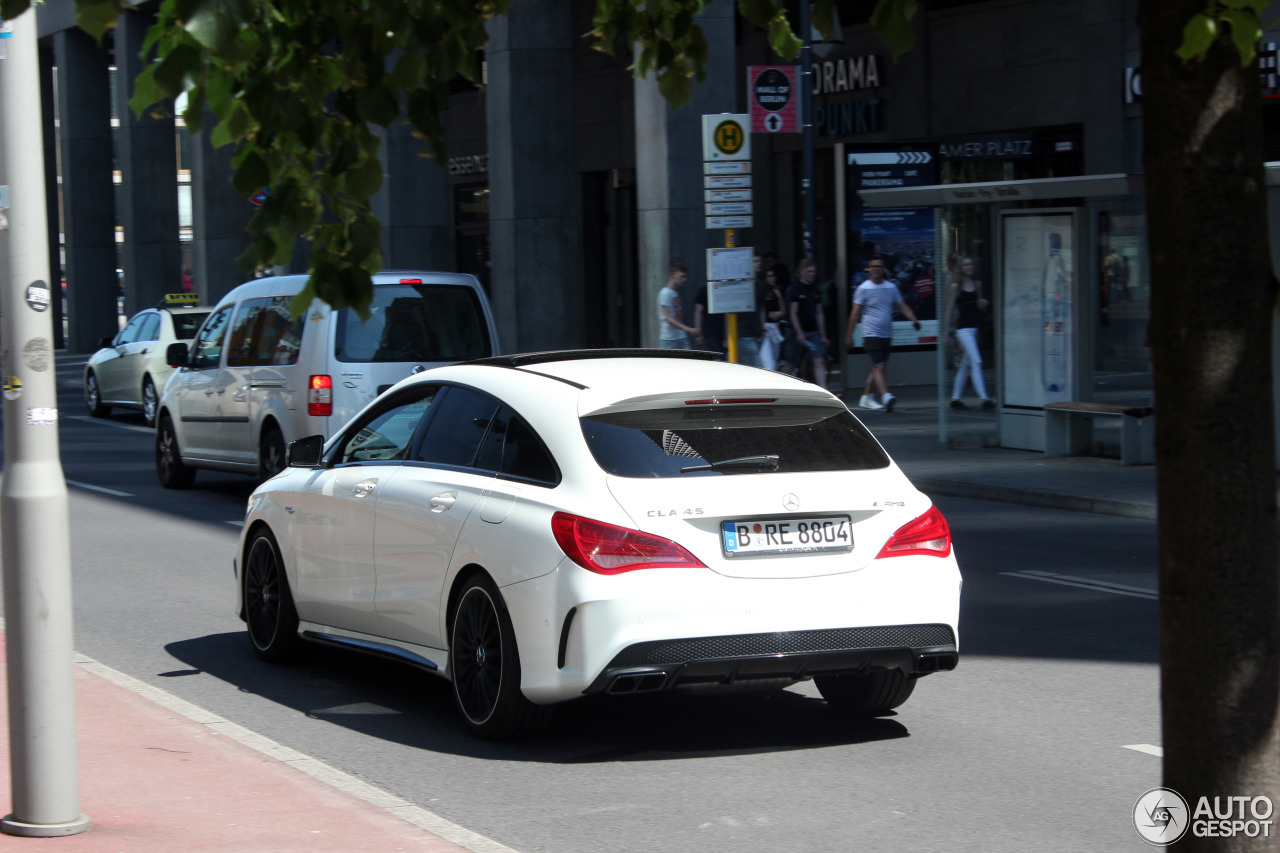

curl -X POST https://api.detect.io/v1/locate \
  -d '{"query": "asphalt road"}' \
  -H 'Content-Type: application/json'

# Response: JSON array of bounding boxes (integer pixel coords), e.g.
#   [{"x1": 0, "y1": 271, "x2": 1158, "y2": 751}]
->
[{"x1": 1, "y1": 356, "x2": 1162, "y2": 852}]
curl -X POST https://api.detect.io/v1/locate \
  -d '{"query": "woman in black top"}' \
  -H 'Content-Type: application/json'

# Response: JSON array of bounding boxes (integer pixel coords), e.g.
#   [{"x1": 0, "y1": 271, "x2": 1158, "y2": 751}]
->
[
  {"x1": 760, "y1": 267, "x2": 788, "y2": 370},
  {"x1": 945, "y1": 257, "x2": 994, "y2": 410}
]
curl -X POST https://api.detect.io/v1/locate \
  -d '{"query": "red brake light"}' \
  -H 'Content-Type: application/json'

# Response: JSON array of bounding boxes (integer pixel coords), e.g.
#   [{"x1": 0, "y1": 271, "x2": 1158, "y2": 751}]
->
[
  {"x1": 877, "y1": 505, "x2": 952, "y2": 559},
  {"x1": 399, "y1": 278, "x2": 423, "y2": 284},
  {"x1": 551, "y1": 512, "x2": 706, "y2": 574},
  {"x1": 684, "y1": 397, "x2": 777, "y2": 405},
  {"x1": 308, "y1": 375, "x2": 333, "y2": 417}
]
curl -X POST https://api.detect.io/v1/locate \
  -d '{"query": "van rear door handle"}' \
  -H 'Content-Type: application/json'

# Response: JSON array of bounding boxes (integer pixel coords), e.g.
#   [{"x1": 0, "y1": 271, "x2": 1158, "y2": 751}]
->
[{"x1": 430, "y1": 491, "x2": 457, "y2": 512}]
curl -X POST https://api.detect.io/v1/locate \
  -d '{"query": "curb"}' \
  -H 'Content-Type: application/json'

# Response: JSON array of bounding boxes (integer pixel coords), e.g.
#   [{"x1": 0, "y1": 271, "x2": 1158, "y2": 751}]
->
[{"x1": 913, "y1": 477, "x2": 1158, "y2": 521}]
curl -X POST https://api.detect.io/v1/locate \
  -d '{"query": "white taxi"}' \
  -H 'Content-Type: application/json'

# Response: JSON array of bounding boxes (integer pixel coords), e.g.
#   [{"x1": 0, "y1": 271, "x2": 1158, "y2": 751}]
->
[{"x1": 84, "y1": 294, "x2": 209, "y2": 427}]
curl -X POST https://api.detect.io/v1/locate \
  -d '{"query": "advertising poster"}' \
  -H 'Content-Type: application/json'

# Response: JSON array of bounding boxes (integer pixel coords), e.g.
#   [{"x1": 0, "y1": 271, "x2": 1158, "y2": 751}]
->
[
  {"x1": 1001, "y1": 212, "x2": 1074, "y2": 407},
  {"x1": 847, "y1": 150, "x2": 939, "y2": 350}
]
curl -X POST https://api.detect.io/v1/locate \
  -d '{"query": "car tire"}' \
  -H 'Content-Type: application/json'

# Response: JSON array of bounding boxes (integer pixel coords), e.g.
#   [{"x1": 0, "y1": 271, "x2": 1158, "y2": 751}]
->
[
  {"x1": 156, "y1": 413, "x2": 196, "y2": 489},
  {"x1": 815, "y1": 669, "x2": 917, "y2": 716},
  {"x1": 244, "y1": 528, "x2": 302, "y2": 662},
  {"x1": 259, "y1": 426, "x2": 286, "y2": 481},
  {"x1": 85, "y1": 371, "x2": 110, "y2": 418},
  {"x1": 141, "y1": 376, "x2": 158, "y2": 427},
  {"x1": 450, "y1": 575, "x2": 551, "y2": 740}
]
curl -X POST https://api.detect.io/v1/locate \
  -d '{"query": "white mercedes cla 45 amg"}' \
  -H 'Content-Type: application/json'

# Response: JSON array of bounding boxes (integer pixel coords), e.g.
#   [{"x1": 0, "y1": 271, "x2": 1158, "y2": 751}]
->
[{"x1": 236, "y1": 350, "x2": 961, "y2": 739}]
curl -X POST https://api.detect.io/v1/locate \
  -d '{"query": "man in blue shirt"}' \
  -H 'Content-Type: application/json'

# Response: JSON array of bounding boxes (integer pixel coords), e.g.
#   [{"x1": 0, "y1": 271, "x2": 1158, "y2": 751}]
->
[{"x1": 846, "y1": 255, "x2": 921, "y2": 412}]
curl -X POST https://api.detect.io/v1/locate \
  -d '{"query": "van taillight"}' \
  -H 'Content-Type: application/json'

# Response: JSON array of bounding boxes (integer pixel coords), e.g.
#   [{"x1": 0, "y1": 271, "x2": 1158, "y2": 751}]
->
[{"x1": 308, "y1": 375, "x2": 333, "y2": 416}]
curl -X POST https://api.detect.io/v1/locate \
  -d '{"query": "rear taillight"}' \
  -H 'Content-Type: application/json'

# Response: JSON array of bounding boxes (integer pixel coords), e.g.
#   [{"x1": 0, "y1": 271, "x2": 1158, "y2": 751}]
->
[
  {"x1": 551, "y1": 512, "x2": 706, "y2": 574},
  {"x1": 308, "y1": 375, "x2": 333, "y2": 417},
  {"x1": 877, "y1": 505, "x2": 952, "y2": 559}
]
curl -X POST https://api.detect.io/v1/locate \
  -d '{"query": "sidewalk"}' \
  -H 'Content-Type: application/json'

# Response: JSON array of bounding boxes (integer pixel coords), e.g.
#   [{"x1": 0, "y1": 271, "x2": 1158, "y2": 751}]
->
[
  {"x1": 0, "y1": 378, "x2": 1162, "y2": 853},
  {"x1": 839, "y1": 383, "x2": 1159, "y2": 521}
]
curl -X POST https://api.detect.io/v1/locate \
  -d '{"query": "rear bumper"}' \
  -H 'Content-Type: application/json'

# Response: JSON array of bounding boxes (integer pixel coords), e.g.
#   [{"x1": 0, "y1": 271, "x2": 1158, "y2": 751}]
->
[{"x1": 585, "y1": 623, "x2": 958, "y2": 695}]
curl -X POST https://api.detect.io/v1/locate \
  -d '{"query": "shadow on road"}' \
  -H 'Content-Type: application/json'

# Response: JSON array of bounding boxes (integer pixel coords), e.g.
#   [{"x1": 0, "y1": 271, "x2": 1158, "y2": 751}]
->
[{"x1": 163, "y1": 631, "x2": 911, "y2": 762}]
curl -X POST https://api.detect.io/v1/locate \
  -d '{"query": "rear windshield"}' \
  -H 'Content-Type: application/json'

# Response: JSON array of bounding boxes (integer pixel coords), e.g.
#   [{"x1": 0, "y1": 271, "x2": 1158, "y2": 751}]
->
[
  {"x1": 171, "y1": 312, "x2": 210, "y2": 340},
  {"x1": 582, "y1": 405, "x2": 890, "y2": 478},
  {"x1": 334, "y1": 283, "x2": 492, "y2": 363}
]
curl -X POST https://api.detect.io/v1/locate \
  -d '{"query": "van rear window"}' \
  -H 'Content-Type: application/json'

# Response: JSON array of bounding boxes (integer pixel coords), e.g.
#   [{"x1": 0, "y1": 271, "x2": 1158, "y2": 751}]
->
[
  {"x1": 581, "y1": 405, "x2": 890, "y2": 478},
  {"x1": 334, "y1": 284, "x2": 492, "y2": 363}
]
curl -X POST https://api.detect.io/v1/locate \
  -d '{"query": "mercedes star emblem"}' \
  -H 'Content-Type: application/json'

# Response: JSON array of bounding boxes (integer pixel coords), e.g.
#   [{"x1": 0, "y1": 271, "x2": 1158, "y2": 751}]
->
[{"x1": 782, "y1": 493, "x2": 800, "y2": 511}]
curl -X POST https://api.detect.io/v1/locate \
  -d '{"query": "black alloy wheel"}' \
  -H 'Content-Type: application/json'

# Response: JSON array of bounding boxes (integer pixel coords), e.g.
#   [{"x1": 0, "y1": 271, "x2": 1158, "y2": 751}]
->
[
  {"x1": 260, "y1": 427, "x2": 286, "y2": 480},
  {"x1": 244, "y1": 529, "x2": 301, "y2": 661},
  {"x1": 156, "y1": 414, "x2": 196, "y2": 489},
  {"x1": 450, "y1": 576, "x2": 550, "y2": 739},
  {"x1": 142, "y1": 377, "x2": 158, "y2": 427},
  {"x1": 85, "y1": 372, "x2": 110, "y2": 417}
]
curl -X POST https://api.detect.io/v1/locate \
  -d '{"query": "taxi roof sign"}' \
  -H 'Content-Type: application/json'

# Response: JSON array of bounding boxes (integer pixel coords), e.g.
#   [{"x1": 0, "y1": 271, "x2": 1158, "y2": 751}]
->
[{"x1": 163, "y1": 293, "x2": 200, "y2": 305}]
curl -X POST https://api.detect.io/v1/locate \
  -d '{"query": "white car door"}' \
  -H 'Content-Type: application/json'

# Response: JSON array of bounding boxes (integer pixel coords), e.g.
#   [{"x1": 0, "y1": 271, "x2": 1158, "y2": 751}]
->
[
  {"x1": 169, "y1": 305, "x2": 232, "y2": 459},
  {"x1": 373, "y1": 386, "x2": 499, "y2": 648},
  {"x1": 292, "y1": 386, "x2": 440, "y2": 636},
  {"x1": 99, "y1": 312, "x2": 149, "y2": 402}
]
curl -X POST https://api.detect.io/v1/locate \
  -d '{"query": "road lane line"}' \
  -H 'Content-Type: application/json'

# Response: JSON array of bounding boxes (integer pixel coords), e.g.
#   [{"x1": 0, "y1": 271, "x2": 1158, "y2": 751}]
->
[
  {"x1": 1001, "y1": 570, "x2": 1157, "y2": 600},
  {"x1": 61, "y1": 644, "x2": 521, "y2": 853},
  {"x1": 66, "y1": 479, "x2": 133, "y2": 498},
  {"x1": 66, "y1": 415, "x2": 154, "y2": 436},
  {"x1": 1122, "y1": 744, "x2": 1163, "y2": 757}
]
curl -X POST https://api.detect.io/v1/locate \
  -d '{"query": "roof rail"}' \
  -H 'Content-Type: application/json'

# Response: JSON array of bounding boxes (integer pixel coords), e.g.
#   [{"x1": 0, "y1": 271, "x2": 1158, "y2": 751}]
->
[{"x1": 464, "y1": 348, "x2": 721, "y2": 368}]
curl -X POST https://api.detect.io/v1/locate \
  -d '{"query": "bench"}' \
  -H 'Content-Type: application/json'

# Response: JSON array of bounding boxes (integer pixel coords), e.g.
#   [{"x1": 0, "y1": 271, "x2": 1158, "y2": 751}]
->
[{"x1": 1043, "y1": 401, "x2": 1155, "y2": 466}]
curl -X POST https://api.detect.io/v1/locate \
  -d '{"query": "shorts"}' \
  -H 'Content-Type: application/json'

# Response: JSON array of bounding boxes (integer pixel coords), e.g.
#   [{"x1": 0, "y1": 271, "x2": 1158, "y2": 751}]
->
[
  {"x1": 864, "y1": 336, "x2": 891, "y2": 366},
  {"x1": 801, "y1": 329, "x2": 826, "y2": 361}
]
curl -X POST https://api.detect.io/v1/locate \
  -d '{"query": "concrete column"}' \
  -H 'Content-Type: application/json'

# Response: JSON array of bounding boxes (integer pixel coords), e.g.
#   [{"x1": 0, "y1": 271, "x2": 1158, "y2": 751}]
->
[
  {"x1": 485, "y1": 0, "x2": 580, "y2": 352},
  {"x1": 53, "y1": 28, "x2": 118, "y2": 354},
  {"x1": 115, "y1": 9, "x2": 181, "y2": 313},
  {"x1": 636, "y1": 0, "x2": 738, "y2": 347},
  {"x1": 378, "y1": 120, "x2": 451, "y2": 269},
  {"x1": 190, "y1": 114, "x2": 253, "y2": 306}
]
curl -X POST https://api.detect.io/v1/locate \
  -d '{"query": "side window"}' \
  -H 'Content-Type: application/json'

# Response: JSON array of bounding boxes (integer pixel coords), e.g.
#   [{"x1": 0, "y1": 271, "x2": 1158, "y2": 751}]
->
[
  {"x1": 189, "y1": 306, "x2": 232, "y2": 369},
  {"x1": 472, "y1": 407, "x2": 559, "y2": 485},
  {"x1": 138, "y1": 313, "x2": 162, "y2": 342},
  {"x1": 339, "y1": 387, "x2": 438, "y2": 464},
  {"x1": 116, "y1": 313, "x2": 148, "y2": 346},
  {"x1": 503, "y1": 415, "x2": 559, "y2": 485},
  {"x1": 413, "y1": 387, "x2": 499, "y2": 468},
  {"x1": 257, "y1": 297, "x2": 305, "y2": 365},
  {"x1": 226, "y1": 298, "x2": 270, "y2": 367}
]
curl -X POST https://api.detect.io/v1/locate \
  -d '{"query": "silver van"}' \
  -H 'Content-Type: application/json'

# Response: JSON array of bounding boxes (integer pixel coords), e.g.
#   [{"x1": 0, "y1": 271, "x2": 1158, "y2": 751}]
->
[{"x1": 155, "y1": 271, "x2": 500, "y2": 488}]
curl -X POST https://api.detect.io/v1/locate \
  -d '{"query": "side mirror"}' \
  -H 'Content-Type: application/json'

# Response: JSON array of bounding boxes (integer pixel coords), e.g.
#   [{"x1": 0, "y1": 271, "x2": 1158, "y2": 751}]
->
[
  {"x1": 99, "y1": 335, "x2": 116, "y2": 349},
  {"x1": 287, "y1": 435, "x2": 325, "y2": 468},
  {"x1": 166, "y1": 342, "x2": 190, "y2": 368}
]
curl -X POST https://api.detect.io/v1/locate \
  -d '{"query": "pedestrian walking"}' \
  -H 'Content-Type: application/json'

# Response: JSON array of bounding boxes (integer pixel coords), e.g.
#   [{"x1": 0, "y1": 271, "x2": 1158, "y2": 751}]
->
[
  {"x1": 786, "y1": 258, "x2": 829, "y2": 387},
  {"x1": 846, "y1": 254, "x2": 921, "y2": 412},
  {"x1": 658, "y1": 263, "x2": 701, "y2": 349},
  {"x1": 944, "y1": 255, "x2": 995, "y2": 410},
  {"x1": 760, "y1": 265, "x2": 788, "y2": 371}
]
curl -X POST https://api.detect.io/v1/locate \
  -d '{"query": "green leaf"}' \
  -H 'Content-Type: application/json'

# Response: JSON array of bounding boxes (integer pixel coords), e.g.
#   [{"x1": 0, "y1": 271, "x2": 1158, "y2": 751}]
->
[
  {"x1": 232, "y1": 150, "x2": 270, "y2": 195},
  {"x1": 75, "y1": 0, "x2": 121, "y2": 43},
  {"x1": 1220, "y1": 9, "x2": 1262, "y2": 65},
  {"x1": 656, "y1": 68, "x2": 692, "y2": 109},
  {"x1": 128, "y1": 69, "x2": 163, "y2": 120},
  {"x1": 0, "y1": 0, "x2": 30, "y2": 22},
  {"x1": 356, "y1": 82, "x2": 400, "y2": 126},
  {"x1": 344, "y1": 154, "x2": 384, "y2": 199},
  {"x1": 288, "y1": 279, "x2": 318, "y2": 319},
  {"x1": 153, "y1": 43, "x2": 202, "y2": 97},
  {"x1": 767, "y1": 18, "x2": 800, "y2": 60},
  {"x1": 183, "y1": 0, "x2": 251, "y2": 53},
  {"x1": 1177, "y1": 13, "x2": 1218, "y2": 62},
  {"x1": 870, "y1": 0, "x2": 915, "y2": 60}
]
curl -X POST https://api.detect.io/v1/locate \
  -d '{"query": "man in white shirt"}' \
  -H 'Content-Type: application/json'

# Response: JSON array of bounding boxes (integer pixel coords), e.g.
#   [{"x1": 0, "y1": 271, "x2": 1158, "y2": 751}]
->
[
  {"x1": 658, "y1": 263, "x2": 702, "y2": 349},
  {"x1": 845, "y1": 255, "x2": 921, "y2": 412}
]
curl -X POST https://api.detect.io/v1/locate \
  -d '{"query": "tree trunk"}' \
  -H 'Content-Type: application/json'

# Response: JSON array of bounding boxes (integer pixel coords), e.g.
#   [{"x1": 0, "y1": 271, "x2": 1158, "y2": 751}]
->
[{"x1": 1140, "y1": 1, "x2": 1280, "y2": 848}]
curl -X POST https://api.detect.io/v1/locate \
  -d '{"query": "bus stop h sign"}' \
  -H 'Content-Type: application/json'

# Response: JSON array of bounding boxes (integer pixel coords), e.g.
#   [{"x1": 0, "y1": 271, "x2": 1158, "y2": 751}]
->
[{"x1": 749, "y1": 66, "x2": 798, "y2": 133}]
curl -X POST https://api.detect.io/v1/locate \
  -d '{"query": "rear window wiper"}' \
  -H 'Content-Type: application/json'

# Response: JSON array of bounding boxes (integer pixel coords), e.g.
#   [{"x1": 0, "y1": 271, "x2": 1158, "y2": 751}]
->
[{"x1": 680, "y1": 454, "x2": 780, "y2": 473}]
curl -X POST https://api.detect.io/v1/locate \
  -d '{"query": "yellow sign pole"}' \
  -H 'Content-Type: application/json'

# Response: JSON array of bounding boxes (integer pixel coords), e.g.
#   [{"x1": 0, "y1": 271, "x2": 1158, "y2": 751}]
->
[{"x1": 725, "y1": 228, "x2": 738, "y2": 363}]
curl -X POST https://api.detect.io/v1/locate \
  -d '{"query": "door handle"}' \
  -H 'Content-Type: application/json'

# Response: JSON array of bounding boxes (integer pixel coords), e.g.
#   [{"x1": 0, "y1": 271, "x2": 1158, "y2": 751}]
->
[
  {"x1": 352, "y1": 478, "x2": 378, "y2": 498},
  {"x1": 216, "y1": 387, "x2": 226, "y2": 394},
  {"x1": 430, "y1": 491, "x2": 457, "y2": 512},
  {"x1": 204, "y1": 389, "x2": 214, "y2": 396}
]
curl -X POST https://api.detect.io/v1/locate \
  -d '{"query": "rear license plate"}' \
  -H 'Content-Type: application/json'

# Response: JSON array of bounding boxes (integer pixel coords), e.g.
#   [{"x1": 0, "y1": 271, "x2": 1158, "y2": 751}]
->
[{"x1": 721, "y1": 516, "x2": 853, "y2": 557}]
